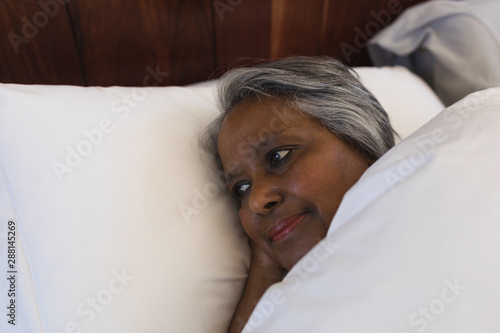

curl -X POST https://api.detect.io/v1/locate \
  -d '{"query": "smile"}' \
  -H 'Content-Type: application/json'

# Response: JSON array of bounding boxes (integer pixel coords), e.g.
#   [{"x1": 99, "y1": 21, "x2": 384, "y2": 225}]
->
[{"x1": 267, "y1": 213, "x2": 307, "y2": 241}]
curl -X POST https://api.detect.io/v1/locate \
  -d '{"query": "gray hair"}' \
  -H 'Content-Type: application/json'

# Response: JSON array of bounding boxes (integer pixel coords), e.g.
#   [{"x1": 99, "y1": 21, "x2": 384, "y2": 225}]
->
[{"x1": 203, "y1": 56, "x2": 396, "y2": 170}]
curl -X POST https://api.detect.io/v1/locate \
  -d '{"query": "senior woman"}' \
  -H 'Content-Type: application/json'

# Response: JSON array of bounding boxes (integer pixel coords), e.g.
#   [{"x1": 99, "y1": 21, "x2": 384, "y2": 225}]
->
[{"x1": 203, "y1": 56, "x2": 396, "y2": 332}]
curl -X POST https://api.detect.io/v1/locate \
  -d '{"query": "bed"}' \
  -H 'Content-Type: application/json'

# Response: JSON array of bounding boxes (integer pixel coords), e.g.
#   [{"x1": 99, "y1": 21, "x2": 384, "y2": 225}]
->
[{"x1": 1, "y1": 1, "x2": 500, "y2": 332}]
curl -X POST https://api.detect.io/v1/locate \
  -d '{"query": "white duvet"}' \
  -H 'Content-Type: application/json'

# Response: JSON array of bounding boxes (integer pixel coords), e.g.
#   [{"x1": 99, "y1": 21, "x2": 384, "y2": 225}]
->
[{"x1": 245, "y1": 87, "x2": 500, "y2": 333}]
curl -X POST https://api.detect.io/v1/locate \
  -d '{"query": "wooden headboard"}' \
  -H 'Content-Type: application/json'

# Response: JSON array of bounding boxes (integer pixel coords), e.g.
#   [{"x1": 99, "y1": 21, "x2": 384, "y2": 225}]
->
[{"x1": 0, "y1": 0, "x2": 427, "y2": 86}]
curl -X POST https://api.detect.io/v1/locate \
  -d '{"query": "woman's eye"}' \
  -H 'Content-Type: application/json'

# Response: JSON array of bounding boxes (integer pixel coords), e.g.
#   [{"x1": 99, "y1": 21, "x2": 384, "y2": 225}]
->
[
  {"x1": 233, "y1": 183, "x2": 250, "y2": 197},
  {"x1": 270, "y1": 149, "x2": 291, "y2": 166}
]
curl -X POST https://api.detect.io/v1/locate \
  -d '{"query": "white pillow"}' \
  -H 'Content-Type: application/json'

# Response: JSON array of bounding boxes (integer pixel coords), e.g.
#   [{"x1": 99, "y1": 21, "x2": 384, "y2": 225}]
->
[
  {"x1": 0, "y1": 84, "x2": 249, "y2": 333},
  {"x1": 354, "y1": 66, "x2": 444, "y2": 140},
  {"x1": 244, "y1": 87, "x2": 500, "y2": 332},
  {"x1": 0, "y1": 67, "x2": 443, "y2": 332}
]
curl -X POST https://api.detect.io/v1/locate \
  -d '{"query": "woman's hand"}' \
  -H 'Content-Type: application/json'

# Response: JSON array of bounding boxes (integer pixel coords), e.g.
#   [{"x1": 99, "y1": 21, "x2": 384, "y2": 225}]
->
[
  {"x1": 228, "y1": 240, "x2": 287, "y2": 333},
  {"x1": 248, "y1": 240, "x2": 286, "y2": 275}
]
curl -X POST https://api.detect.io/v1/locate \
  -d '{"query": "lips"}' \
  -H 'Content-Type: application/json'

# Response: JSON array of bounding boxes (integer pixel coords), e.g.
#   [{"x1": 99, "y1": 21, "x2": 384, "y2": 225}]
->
[{"x1": 267, "y1": 213, "x2": 307, "y2": 241}]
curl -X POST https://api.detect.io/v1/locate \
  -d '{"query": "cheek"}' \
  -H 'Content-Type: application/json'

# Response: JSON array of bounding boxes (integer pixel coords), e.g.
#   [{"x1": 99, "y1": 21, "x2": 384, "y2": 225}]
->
[
  {"x1": 287, "y1": 158, "x2": 338, "y2": 202},
  {"x1": 286, "y1": 153, "x2": 357, "y2": 223},
  {"x1": 319, "y1": 154, "x2": 368, "y2": 220},
  {"x1": 238, "y1": 206, "x2": 259, "y2": 239},
  {"x1": 238, "y1": 206, "x2": 273, "y2": 251}
]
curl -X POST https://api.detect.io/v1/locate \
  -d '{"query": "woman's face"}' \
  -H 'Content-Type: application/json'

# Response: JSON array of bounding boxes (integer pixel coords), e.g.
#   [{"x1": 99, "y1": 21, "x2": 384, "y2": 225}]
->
[{"x1": 217, "y1": 97, "x2": 370, "y2": 271}]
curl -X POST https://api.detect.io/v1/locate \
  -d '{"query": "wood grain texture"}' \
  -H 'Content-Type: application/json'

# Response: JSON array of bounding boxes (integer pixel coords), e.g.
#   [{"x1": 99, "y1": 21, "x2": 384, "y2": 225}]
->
[
  {"x1": 214, "y1": 0, "x2": 272, "y2": 72},
  {"x1": 270, "y1": 0, "x2": 325, "y2": 59},
  {"x1": 0, "y1": 1, "x2": 84, "y2": 84},
  {"x1": 216, "y1": 0, "x2": 430, "y2": 71},
  {"x1": 321, "y1": 0, "x2": 429, "y2": 66},
  {"x1": 67, "y1": 0, "x2": 215, "y2": 86},
  {"x1": 0, "y1": 0, "x2": 430, "y2": 86}
]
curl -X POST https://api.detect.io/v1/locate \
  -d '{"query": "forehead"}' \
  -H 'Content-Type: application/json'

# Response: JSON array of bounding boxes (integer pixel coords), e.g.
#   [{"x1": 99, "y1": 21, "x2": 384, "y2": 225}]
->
[
  {"x1": 217, "y1": 97, "x2": 322, "y2": 163},
  {"x1": 224, "y1": 96, "x2": 298, "y2": 128},
  {"x1": 220, "y1": 96, "x2": 318, "y2": 134}
]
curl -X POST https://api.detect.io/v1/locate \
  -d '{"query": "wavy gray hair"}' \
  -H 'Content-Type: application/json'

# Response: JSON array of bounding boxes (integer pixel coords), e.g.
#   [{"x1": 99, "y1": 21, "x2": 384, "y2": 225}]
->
[{"x1": 203, "y1": 56, "x2": 396, "y2": 170}]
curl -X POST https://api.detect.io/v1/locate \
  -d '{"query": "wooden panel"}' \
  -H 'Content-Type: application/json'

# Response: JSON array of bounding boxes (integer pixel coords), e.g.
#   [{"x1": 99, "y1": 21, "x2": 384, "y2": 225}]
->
[
  {"x1": 0, "y1": 1, "x2": 84, "y2": 85},
  {"x1": 214, "y1": 0, "x2": 429, "y2": 72},
  {"x1": 0, "y1": 0, "x2": 431, "y2": 86},
  {"x1": 321, "y1": 0, "x2": 429, "y2": 66},
  {"x1": 67, "y1": 0, "x2": 215, "y2": 86},
  {"x1": 214, "y1": 0, "x2": 272, "y2": 71},
  {"x1": 270, "y1": 0, "x2": 325, "y2": 59}
]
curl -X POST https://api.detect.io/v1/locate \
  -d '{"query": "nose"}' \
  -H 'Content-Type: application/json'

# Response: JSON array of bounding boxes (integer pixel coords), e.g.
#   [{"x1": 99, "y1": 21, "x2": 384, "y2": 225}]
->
[{"x1": 247, "y1": 174, "x2": 283, "y2": 214}]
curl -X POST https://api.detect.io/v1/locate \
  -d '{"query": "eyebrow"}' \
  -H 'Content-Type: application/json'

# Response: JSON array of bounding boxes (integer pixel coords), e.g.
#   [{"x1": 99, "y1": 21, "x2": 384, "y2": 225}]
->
[
  {"x1": 224, "y1": 135, "x2": 272, "y2": 185},
  {"x1": 225, "y1": 173, "x2": 236, "y2": 187}
]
